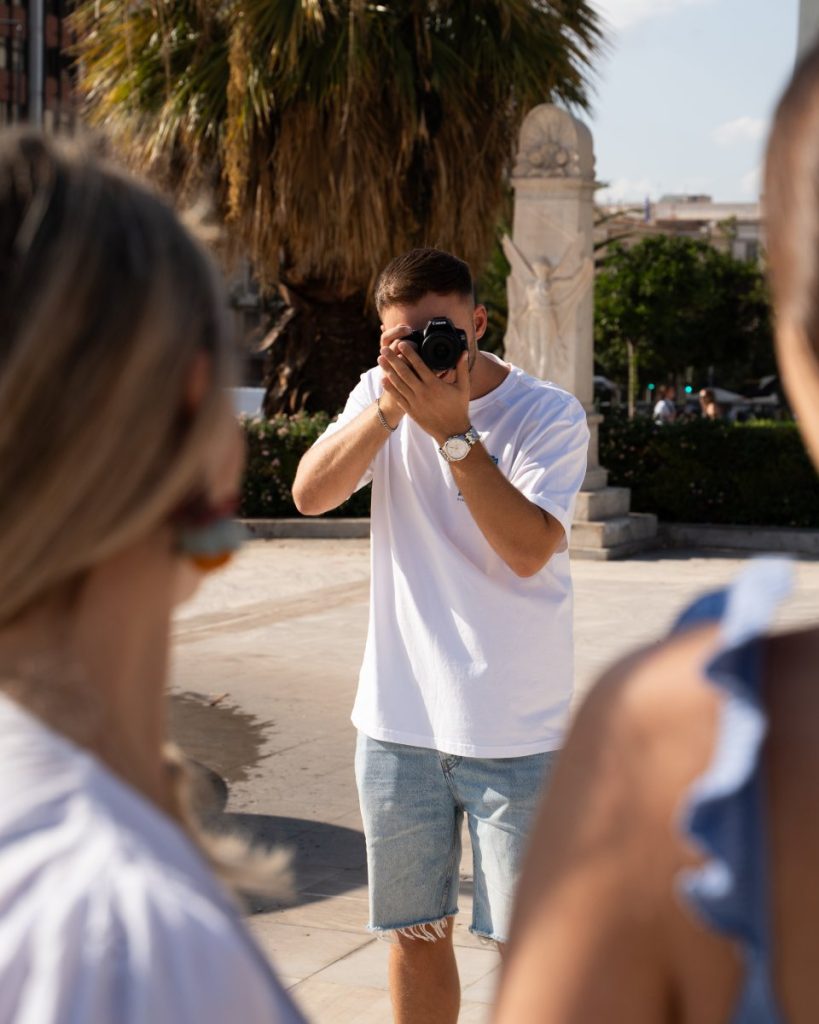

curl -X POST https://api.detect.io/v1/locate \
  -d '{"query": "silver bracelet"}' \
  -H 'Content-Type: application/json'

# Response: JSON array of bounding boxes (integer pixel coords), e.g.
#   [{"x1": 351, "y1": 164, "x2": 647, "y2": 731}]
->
[{"x1": 376, "y1": 395, "x2": 397, "y2": 432}]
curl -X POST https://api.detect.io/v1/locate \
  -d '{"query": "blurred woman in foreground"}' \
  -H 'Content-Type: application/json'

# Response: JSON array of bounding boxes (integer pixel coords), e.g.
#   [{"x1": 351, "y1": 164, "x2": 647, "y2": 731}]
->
[
  {"x1": 494, "y1": 44, "x2": 819, "y2": 1024},
  {"x1": 0, "y1": 131, "x2": 303, "y2": 1022}
]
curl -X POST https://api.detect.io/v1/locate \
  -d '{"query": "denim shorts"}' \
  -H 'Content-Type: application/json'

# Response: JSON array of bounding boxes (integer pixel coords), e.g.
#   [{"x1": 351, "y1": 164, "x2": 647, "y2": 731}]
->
[{"x1": 354, "y1": 732, "x2": 557, "y2": 943}]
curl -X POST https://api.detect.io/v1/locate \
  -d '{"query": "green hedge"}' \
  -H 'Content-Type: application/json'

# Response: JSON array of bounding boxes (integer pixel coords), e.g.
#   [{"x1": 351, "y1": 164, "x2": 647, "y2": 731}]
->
[
  {"x1": 600, "y1": 416, "x2": 819, "y2": 528},
  {"x1": 240, "y1": 413, "x2": 371, "y2": 518},
  {"x1": 241, "y1": 412, "x2": 819, "y2": 527}
]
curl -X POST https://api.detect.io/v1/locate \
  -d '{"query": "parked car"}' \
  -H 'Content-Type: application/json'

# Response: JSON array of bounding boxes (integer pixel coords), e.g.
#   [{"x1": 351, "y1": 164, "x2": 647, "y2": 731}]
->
[{"x1": 593, "y1": 374, "x2": 621, "y2": 409}]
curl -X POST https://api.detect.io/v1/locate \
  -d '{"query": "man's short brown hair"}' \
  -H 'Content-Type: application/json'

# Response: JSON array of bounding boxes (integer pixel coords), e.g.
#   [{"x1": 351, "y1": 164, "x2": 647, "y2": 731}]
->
[{"x1": 374, "y1": 248, "x2": 475, "y2": 313}]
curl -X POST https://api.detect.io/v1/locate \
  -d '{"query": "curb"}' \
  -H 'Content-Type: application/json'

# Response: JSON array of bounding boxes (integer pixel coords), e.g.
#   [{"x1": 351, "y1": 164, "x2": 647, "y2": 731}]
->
[
  {"x1": 240, "y1": 518, "x2": 370, "y2": 539},
  {"x1": 241, "y1": 518, "x2": 819, "y2": 556},
  {"x1": 660, "y1": 523, "x2": 819, "y2": 556}
]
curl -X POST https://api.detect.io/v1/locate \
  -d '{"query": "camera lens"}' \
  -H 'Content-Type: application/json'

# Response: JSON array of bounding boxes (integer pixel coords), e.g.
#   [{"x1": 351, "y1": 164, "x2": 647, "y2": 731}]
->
[
  {"x1": 432, "y1": 341, "x2": 452, "y2": 364},
  {"x1": 419, "y1": 319, "x2": 463, "y2": 371}
]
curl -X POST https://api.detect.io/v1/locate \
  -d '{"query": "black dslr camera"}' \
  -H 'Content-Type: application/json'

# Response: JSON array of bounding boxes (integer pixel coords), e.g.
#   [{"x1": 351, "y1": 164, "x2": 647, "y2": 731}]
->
[{"x1": 402, "y1": 317, "x2": 467, "y2": 372}]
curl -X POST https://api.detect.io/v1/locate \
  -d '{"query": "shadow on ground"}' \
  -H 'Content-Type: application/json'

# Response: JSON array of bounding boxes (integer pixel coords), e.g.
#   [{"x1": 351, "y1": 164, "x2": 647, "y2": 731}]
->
[
  {"x1": 208, "y1": 812, "x2": 367, "y2": 913},
  {"x1": 169, "y1": 695, "x2": 367, "y2": 914},
  {"x1": 170, "y1": 690, "x2": 270, "y2": 785}
]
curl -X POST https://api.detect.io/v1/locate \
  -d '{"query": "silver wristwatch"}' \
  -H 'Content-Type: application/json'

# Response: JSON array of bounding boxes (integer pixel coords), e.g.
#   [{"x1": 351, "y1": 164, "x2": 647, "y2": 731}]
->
[{"x1": 438, "y1": 426, "x2": 480, "y2": 463}]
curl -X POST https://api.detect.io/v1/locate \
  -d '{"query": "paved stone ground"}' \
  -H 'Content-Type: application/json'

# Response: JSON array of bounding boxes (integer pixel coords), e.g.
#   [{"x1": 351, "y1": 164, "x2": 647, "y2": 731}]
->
[{"x1": 170, "y1": 541, "x2": 819, "y2": 1023}]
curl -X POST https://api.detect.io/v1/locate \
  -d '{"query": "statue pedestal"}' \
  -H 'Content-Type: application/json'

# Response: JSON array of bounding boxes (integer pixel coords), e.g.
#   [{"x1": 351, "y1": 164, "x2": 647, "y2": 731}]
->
[
  {"x1": 569, "y1": 411, "x2": 658, "y2": 561},
  {"x1": 570, "y1": 496, "x2": 659, "y2": 561}
]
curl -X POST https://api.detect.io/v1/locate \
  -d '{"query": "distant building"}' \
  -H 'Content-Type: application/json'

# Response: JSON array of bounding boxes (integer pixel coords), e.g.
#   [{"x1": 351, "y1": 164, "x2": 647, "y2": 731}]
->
[
  {"x1": 596, "y1": 194, "x2": 763, "y2": 263},
  {"x1": 1, "y1": 0, "x2": 75, "y2": 130},
  {"x1": 799, "y1": 0, "x2": 819, "y2": 59}
]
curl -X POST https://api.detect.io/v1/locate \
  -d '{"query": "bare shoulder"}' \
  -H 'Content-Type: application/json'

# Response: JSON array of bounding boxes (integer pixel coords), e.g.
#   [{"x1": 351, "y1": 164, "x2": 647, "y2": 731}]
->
[
  {"x1": 587, "y1": 619, "x2": 722, "y2": 710},
  {"x1": 533, "y1": 623, "x2": 727, "y2": 883},
  {"x1": 496, "y1": 627, "x2": 728, "y2": 1023},
  {"x1": 575, "y1": 624, "x2": 724, "y2": 789}
]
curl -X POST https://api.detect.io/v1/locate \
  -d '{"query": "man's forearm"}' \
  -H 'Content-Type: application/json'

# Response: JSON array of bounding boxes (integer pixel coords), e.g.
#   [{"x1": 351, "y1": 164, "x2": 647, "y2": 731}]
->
[
  {"x1": 292, "y1": 394, "x2": 402, "y2": 516},
  {"x1": 447, "y1": 444, "x2": 564, "y2": 577}
]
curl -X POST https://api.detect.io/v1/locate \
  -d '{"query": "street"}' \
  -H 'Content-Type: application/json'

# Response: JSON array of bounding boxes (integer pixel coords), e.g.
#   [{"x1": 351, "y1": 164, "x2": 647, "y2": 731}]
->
[{"x1": 171, "y1": 541, "x2": 819, "y2": 1022}]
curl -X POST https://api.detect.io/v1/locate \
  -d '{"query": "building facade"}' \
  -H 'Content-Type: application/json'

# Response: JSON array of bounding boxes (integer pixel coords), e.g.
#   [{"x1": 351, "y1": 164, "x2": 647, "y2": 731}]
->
[
  {"x1": 1, "y1": 0, "x2": 74, "y2": 130},
  {"x1": 596, "y1": 195, "x2": 763, "y2": 264}
]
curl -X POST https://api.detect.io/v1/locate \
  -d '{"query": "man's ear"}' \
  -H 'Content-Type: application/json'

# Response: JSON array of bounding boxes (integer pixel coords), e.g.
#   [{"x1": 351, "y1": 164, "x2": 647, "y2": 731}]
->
[{"x1": 473, "y1": 304, "x2": 488, "y2": 341}]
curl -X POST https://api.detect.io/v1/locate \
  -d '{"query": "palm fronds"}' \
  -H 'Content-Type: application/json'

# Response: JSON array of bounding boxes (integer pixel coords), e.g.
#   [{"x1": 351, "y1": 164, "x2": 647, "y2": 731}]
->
[{"x1": 73, "y1": 0, "x2": 603, "y2": 295}]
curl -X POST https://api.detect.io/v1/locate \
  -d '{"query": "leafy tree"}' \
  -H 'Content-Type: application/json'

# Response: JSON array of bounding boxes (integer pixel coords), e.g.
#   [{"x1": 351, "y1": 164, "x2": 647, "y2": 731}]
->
[
  {"x1": 72, "y1": 0, "x2": 602, "y2": 413},
  {"x1": 594, "y1": 236, "x2": 774, "y2": 407}
]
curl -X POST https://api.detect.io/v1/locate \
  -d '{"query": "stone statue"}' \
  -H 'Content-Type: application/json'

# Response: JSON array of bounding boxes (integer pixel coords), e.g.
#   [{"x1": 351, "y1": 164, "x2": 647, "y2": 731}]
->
[
  {"x1": 512, "y1": 104, "x2": 593, "y2": 179},
  {"x1": 502, "y1": 103, "x2": 657, "y2": 555},
  {"x1": 502, "y1": 233, "x2": 594, "y2": 386}
]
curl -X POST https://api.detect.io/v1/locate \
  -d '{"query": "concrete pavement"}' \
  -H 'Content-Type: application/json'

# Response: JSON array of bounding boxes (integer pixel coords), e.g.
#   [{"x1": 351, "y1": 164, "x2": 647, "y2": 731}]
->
[{"x1": 170, "y1": 541, "x2": 819, "y2": 1022}]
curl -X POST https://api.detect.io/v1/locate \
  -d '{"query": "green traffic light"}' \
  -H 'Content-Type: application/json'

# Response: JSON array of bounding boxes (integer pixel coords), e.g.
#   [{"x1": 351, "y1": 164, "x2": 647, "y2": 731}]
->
[
  {"x1": 685, "y1": 385, "x2": 693, "y2": 394},
  {"x1": 647, "y1": 383, "x2": 655, "y2": 390}
]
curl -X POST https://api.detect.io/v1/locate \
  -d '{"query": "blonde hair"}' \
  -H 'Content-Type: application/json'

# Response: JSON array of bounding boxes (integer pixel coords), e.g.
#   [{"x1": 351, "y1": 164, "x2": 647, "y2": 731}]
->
[
  {"x1": 0, "y1": 131, "x2": 287, "y2": 898},
  {"x1": 0, "y1": 130, "x2": 233, "y2": 623}
]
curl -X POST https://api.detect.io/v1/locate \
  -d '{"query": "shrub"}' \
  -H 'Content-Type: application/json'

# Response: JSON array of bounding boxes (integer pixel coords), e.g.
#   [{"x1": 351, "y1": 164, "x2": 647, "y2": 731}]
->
[
  {"x1": 241, "y1": 411, "x2": 819, "y2": 528},
  {"x1": 240, "y1": 413, "x2": 371, "y2": 518},
  {"x1": 600, "y1": 415, "x2": 819, "y2": 527}
]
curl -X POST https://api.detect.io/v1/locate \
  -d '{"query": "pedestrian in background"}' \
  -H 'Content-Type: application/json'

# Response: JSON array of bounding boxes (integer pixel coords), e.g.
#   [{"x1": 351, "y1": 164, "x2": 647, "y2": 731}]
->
[
  {"x1": 699, "y1": 387, "x2": 724, "y2": 421},
  {"x1": 653, "y1": 383, "x2": 677, "y2": 424}
]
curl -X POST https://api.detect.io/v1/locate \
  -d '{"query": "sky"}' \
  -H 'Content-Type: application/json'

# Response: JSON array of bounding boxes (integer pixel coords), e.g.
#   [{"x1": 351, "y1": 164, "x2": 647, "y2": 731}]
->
[{"x1": 589, "y1": 0, "x2": 800, "y2": 203}]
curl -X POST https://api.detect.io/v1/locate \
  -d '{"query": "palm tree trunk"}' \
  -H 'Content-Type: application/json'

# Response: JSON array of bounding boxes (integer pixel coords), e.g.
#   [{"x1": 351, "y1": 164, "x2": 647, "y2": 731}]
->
[{"x1": 260, "y1": 283, "x2": 379, "y2": 415}]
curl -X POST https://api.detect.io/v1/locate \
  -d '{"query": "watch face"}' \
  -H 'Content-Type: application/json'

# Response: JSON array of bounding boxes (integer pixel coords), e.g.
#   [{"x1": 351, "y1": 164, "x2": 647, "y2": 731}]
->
[{"x1": 444, "y1": 437, "x2": 470, "y2": 460}]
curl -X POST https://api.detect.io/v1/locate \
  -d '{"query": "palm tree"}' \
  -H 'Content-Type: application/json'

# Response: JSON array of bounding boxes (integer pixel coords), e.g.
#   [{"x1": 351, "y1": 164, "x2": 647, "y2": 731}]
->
[{"x1": 73, "y1": 0, "x2": 603, "y2": 413}]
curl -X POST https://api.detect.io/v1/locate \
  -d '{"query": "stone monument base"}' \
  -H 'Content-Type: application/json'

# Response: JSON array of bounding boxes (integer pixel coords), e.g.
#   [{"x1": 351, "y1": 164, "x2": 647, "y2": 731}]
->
[{"x1": 569, "y1": 484, "x2": 658, "y2": 561}]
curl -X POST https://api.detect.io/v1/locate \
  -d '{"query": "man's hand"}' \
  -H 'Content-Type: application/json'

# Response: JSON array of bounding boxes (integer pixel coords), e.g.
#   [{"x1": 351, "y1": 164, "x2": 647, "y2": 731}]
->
[
  {"x1": 375, "y1": 324, "x2": 414, "y2": 429},
  {"x1": 378, "y1": 340, "x2": 470, "y2": 445}
]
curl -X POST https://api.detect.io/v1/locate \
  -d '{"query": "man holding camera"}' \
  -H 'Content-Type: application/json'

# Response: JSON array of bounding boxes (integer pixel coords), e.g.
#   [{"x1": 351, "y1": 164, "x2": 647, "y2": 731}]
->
[{"x1": 292, "y1": 248, "x2": 588, "y2": 1024}]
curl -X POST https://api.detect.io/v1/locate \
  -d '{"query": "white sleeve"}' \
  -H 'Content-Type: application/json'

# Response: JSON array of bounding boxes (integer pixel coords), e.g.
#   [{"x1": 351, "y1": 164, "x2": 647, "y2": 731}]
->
[
  {"x1": 122, "y1": 873, "x2": 305, "y2": 1024},
  {"x1": 312, "y1": 367, "x2": 381, "y2": 491},
  {"x1": 508, "y1": 396, "x2": 589, "y2": 552},
  {"x1": 47, "y1": 868, "x2": 306, "y2": 1024}
]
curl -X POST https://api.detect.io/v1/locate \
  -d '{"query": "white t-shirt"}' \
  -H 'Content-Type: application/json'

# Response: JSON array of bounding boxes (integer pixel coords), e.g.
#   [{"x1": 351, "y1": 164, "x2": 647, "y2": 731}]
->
[
  {"x1": 0, "y1": 695, "x2": 303, "y2": 1024},
  {"x1": 318, "y1": 355, "x2": 589, "y2": 757}
]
